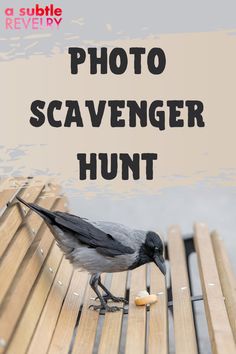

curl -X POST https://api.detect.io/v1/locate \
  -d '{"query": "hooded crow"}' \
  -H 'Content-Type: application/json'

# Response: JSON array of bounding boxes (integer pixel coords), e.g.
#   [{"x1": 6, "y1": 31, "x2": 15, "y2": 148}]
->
[{"x1": 17, "y1": 196, "x2": 166, "y2": 312}]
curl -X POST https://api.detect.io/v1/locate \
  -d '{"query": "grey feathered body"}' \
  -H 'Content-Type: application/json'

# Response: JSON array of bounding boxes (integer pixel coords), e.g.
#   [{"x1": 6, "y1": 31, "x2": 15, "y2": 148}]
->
[
  {"x1": 49, "y1": 221, "x2": 146, "y2": 273},
  {"x1": 16, "y1": 197, "x2": 167, "y2": 313},
  {"x1": 16, "y1": 197, "x2": 166, "y2": 281},
  {"x1": 16, "y1": 196, "x2": 166, "y2": 315}
]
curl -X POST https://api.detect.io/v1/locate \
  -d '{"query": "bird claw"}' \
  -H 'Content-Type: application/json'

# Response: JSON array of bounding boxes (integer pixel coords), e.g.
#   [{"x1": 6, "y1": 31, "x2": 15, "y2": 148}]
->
[
  {"x1": 89, "y1": 304, "x2": 123, "y2": 313},
  {"x1": 95, "y1": 295, "x2": 128, "y2": 304},
  {"x1": 107, "y1": 296, "x2": 128, "y2": 304}
]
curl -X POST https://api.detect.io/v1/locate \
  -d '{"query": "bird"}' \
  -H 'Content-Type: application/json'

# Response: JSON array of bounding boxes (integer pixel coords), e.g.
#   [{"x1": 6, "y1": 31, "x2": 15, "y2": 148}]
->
[{"x1": 17, "y1": 196, "x2": 166, "y2": 312}]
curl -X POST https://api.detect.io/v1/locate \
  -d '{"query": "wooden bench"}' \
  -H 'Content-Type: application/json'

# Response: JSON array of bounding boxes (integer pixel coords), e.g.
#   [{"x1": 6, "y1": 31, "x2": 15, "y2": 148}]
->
[{"x1": 0, "y1": 178, "x2": 235, "y2": 354}]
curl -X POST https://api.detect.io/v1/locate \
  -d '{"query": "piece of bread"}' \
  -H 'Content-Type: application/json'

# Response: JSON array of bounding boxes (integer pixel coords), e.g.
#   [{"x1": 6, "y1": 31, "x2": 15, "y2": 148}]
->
[{"x1": 135, "y1": 290, "x2": 158, "y2": 306}]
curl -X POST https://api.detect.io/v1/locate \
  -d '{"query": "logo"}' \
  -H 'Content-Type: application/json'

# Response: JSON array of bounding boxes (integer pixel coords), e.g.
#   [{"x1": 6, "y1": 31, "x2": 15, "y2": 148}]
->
[{"x1": 4, "y1": 4, "x2": 63, "y2": 30}]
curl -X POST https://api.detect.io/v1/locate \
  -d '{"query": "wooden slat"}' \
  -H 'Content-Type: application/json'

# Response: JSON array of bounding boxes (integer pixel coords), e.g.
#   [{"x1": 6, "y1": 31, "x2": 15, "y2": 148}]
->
[
  {"x1": 0, "y1": 188, "x2": 58, "y2": 304},
  {"x1": 194, "y1": 223, "x2": 236, "y2": 354},
  {"x1": 0, "y1": 177, "x2": 24, "y2": 190},
  {"x1": 0, "y1": 227, "x2": 54, "y2": 351},
  {"x1": 211, "y1": 231, "x2": 236, "y2": 341},
  {"x1": 168, "y1": 225, "x2": 198, "y2": 354},
  {"x1": 0, "y1": 178, "x2": 23, "y2": 211},
  {"x1": 125, "y1": 266, "x2": 146, "y2": 354},
  {"x1": 98, "y1": 272, "x2": 127, "y2": 354},
  {"x1": 0, "y1": 227, "x2": 33, "y2": 304},
  {"x1": 72, "y1": 275, "x2": 105, "y2": 354},
  {"x1": 6, "y1": 243, "x2": 63, "y2": 354},
  {"x1": 148, "y1": 263, "x2": 168, "y2": 354},
  {"x1": 0, "y1": 188, "x2": 17, "y2": 211},
  {"x1": 0, "y1": 179, "x2": 16, "y2": 207},
  {"x1": 0, "y1": 196, "x2": 65, "y2": 353},
  {"x1": 27, "y1": 257, "x2": 73, "y2": 354},
  {"x1": 48, "y1": 271, "x2": 89, "y2": 354},
  {"x1": 0, "y1": 182, "x2": 44, "y2": 258}
]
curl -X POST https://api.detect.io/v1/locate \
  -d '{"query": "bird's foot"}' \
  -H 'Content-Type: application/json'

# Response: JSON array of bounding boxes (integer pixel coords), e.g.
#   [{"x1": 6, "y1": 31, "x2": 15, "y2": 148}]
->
[
  {"x1": 95, "y1": 294, "x2": 128, "y2": 304},
  {"x1": 89, "y1": 304, "x2": 123, "y2": 313},
  {"x1": 103, "y1": 294, "x2": 128, "y2": 304}
]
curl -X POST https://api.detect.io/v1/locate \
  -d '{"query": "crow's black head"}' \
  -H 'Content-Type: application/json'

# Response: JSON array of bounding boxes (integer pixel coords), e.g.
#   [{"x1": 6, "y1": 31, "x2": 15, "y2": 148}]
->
[
  {"x1": 144, "y1": 231, "x2": 166, "y2": 275},
  {"x1": 127, "y1": 231, "x2": 166, "y2": 273}
]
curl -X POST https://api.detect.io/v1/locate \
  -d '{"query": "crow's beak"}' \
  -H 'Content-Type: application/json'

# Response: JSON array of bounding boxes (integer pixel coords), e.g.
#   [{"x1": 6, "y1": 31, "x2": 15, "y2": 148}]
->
[{"x1": 153, "y1": 254, "x2": 166, "y2": 275}]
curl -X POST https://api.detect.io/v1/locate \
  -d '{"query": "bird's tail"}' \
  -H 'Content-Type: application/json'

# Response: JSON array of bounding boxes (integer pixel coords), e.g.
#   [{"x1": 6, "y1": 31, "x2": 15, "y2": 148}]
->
[{"x1": 16, "y1": 196, "x2": 55, "y2": 223}]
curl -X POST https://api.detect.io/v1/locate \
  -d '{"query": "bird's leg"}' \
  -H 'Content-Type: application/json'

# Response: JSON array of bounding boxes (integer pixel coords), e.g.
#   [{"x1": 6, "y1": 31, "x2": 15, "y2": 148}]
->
[
  {"x1": 89, "y1": 274, "x2": 123, "y2": 312},
  {"x1": 97, "y1": 276, "x2": 128, "y2": 304}
]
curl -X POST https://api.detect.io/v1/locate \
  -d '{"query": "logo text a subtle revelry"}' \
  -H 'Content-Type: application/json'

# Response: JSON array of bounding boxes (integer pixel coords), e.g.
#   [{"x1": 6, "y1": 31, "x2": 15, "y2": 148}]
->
[{"x1": 4, "y1": 4, "x2": 63, "y2": 30}]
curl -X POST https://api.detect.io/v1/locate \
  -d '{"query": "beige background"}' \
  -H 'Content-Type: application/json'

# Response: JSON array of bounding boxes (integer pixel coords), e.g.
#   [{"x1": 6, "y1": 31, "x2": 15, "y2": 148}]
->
[{"x1": 1, "y1": 30, "x2": 236, "y2": 195}]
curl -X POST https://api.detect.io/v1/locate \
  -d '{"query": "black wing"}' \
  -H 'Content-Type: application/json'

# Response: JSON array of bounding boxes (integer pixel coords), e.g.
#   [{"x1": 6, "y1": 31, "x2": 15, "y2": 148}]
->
[
  {"x1": 16, "y1": 197, "x2": 134, "y2": 257},
  {"x1": 17, "y1": 197, "x2": 134, "y2": 257},
  {"x1": 54, "y1": 211, "x2": 134, "y2": 256}
]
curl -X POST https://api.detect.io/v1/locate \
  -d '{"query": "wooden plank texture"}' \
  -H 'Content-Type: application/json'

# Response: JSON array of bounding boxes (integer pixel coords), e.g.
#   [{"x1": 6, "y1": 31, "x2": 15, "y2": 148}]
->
[
  {"x1": 0, "y1": 226, "x2": 54, "y2": 352},
  {"x1": 0, "y1": 196, "x2": 65, "y2": 353},
  {"x1": 0, "y1": 188, "x2": 58, "y2": 305},
  {"x1": 6, "y1": 243, "x2": 63, "y2": 354},
  {"x1": 98, "y1": 272, "x2": 127, "y2": 354},
  {"x1": 125, "y1": 266, "x2": 146, "y2": 354},
  {"x1": 0, "y1": 178, "x2": 22, "y2": 211},
  {"x1": 194, "y1": 223, "x2": 236, "y2": 354},
  {"x1": 72, "y1": 275, "x2": 105, "y2": 354},
  {"x1": 211, "y1": 231, "x2": 236, "y2": 342},
  {"x1": 0, "y1": 182, "x2": 43, "y2": 258},
  {"x1": 27, "y1": 258, "x2": 74, "y2": 354},
  {"x1": 168, "y1": 225, "x2": 198, "y2": 354},
  {"x1": 148, "y1": 263, "x2": 168, "y2": 354},
  {"x1": 48, "y1": 271, "x2": 88, "y2": 354}
]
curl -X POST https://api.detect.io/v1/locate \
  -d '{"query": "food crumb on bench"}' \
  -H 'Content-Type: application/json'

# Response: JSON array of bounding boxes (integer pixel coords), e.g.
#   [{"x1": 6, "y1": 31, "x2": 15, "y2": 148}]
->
[{"x1": 135, "y1": 290, "x2": 158, "y2": 306}]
